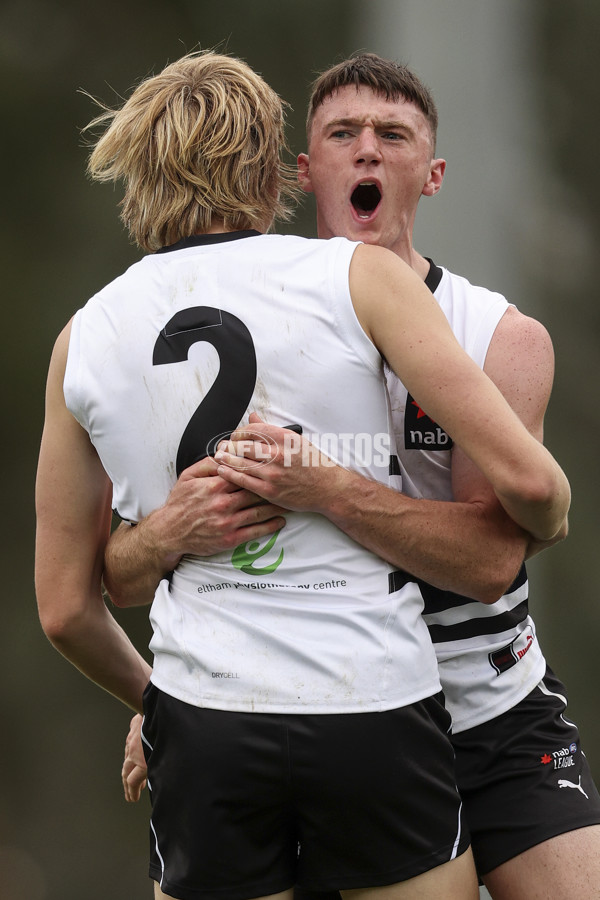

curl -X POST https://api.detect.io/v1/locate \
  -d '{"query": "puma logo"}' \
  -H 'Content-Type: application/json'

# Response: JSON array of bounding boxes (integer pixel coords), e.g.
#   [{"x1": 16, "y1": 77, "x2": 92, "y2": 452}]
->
[{"x1": 558, "y1": 776, "x2": 589, "y2": 799}]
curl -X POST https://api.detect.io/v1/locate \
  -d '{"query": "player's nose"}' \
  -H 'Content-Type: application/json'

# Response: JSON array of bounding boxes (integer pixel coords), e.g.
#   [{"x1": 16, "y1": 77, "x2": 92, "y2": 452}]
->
[{"x1": 353, "y1": 128, "x2": 382, "y2": 165}]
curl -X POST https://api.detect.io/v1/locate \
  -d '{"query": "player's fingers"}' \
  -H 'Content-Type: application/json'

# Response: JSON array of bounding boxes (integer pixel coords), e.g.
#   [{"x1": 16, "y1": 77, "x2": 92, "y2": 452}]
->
[
  {"x1": 233, "y1": 518, "x2": 287, "y2": 546},
  {"x1": 225, "y1": 485, "x2": 283, "y2": 511},
  {"x1": 247, "y1": 412, "x2": 269, "y2": 428},
  {"x1": 179, "y1": 457, "x2": 220, "y2": 479},
  {"x1": 238, "y1": 504, "x2": 287, "y2": 525},
  {"x1": 217, "y1": 438, "x2": 275, "y2": 463},
  {"x1": 215, "y1": 459, "x2": 267, "y2": 494},
  {"x1": 122, "y1": 760, "x2": 135, "y2": 801},
  {"x1": 125, "y1": 768, "x2": 147, "y2": 803}
]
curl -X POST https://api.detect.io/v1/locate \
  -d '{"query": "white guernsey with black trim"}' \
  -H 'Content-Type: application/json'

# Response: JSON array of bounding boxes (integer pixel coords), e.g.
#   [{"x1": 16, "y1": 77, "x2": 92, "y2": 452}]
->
[
  {"x1": 386, "y1": 260, "x2": 546, "y2": 734},
  {"x1": 64, "y1": 231, "x2": 440, "y2": 716}
]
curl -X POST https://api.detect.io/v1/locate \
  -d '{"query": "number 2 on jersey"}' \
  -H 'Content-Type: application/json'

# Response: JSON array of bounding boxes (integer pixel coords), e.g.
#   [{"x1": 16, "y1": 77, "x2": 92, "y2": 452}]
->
[{"x1": 153, "y1": 306, "x2": 257, "y2": 475}]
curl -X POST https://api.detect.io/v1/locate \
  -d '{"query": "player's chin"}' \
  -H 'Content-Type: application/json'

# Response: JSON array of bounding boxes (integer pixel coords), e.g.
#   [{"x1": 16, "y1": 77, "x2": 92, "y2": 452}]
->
[{"x1": 348, "y1": 212, "x2": 385, "y2": 240}]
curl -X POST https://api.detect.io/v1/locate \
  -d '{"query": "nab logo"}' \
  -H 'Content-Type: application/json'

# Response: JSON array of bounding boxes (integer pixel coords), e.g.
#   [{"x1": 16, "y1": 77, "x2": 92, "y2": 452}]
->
[{"x1": 404, "y1": 393, "x2": 453, "y2": 451}]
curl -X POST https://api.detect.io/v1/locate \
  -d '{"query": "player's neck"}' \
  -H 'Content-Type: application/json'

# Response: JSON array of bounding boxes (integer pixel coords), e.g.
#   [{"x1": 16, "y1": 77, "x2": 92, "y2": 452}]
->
[
  {"x1": 202, "y1": 218, "x2": 233, "y2": 235},
  {"x1": 389, "y1": 242, "x2": 430, "y2": 282},
  {"x1": 407, "y1": 250, "x2": 431, "y2": 282},
  {"x1": 199, "y1": 215, "x2": 270, "y2": 236},
  {"x1": 382, "y1": 228, "x2": 429, "y2": 282}
]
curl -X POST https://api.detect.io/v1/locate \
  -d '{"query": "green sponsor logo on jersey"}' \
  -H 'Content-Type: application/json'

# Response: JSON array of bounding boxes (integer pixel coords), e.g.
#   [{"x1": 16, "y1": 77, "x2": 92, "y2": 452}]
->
[{"x1": 231, "y1": 530, "x2": 284, "y2": 576}]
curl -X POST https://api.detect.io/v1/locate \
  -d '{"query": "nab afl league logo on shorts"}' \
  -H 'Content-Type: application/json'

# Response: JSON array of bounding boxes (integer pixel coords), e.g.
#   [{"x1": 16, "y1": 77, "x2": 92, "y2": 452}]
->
[{"x1": 404, "y1": 393, "x2": 454, "y2": 450}]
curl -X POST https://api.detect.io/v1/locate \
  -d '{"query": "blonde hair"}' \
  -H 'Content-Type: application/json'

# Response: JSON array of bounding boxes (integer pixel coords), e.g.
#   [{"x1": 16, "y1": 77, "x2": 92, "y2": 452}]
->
[{"x1": 85, "y1": 51, "x2": 299, "y2": 251}]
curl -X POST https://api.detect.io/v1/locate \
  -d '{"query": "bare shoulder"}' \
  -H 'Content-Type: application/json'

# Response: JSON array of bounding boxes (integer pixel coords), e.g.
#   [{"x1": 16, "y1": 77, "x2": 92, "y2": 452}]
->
[
  {"x1": 350, "y1": 244, "x2": 441, "y2": 342},
  {"x1": 52, "y1": 317, "x2": 74, "y2": 357},
  {"x1": 45, "y1": 318, "x2": 74, "y2": 391},
  {"x1": 486, "y1": 305, "x2": 554, "y2": 371},
  {"x1": 351, "y1": 242, "x2": 394, "y2": 265},
  {"x1": 484, "y1": 306, "x2": 555, "y2": 436},
  {"x1": 349, "y1": 242, "x2": 410, "y2": 287}
]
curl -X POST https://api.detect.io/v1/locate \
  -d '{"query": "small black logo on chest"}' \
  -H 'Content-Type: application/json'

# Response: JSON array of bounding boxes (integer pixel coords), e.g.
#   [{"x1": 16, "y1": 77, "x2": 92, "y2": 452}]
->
[{"x1": 404, "y1": 394, "x2": 453, "y2": 450}]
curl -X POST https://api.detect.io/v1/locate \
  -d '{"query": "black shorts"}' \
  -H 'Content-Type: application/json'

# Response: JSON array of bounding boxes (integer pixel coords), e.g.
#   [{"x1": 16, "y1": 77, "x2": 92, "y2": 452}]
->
[
  {"x1": 142, "y1": 683, "x2": 470, "y2": 900},
  {"x1": 292, "y1": 665, "x2": 600, "y2": 900},
  {"x1": 452, "y1": 665, "x2": 600, "y2": 877}
]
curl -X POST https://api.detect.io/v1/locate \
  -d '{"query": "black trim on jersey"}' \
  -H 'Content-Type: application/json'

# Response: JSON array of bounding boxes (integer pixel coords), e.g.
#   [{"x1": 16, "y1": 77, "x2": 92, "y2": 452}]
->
[
  {"x1": 112, "y1": 506, "x2": 136, "y2": 524},
  {"x1": 421, "y1": 564, "x2": 527, "y2": 616},
  {"x1": 156, "y1": 230, "x2": 262, "y2": 254},
  {"x1": 408, "y1": 261, "x2": 533, "y2": 646},
  {"x1": 388, "y1": 569, "x2": 412, "y2": 594},
  {"x1": 424, "y1": 258, "x2": 443, "y2": 294},
  {"x1": 403, "y1": 260, "x2": 451, "y2": 452},
  {"x1": 427, "y1": 600, "x2": 529, "y2": 644},
  {"x1": 389, "y1": 454, "x2": 401, "y2": 477}
]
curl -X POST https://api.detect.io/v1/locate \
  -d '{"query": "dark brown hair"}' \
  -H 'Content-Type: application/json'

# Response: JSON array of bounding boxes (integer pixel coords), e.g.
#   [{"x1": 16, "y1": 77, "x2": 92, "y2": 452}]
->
[{"x1": 307, "y1": 52, "x2": 438, "y2": 148}]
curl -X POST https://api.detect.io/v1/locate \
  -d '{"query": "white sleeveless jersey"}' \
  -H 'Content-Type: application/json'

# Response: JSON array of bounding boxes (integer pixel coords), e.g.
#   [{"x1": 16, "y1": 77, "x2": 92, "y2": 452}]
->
[
  {"x1": 64, "y1": 231, "x2": 441, "y2": 714},
  {"x1": 386, "y1": 262, "x2": 546, "y2": 733}
]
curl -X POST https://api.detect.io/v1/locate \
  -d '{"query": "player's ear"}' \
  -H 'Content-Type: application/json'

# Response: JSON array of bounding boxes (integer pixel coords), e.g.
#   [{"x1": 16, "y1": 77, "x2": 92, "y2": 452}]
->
[
  {"x1": 422, "y1": 157, "x2": 446, "y2": 197},
  {"x1": 297, "y1": 153, "x2": 314, "y2": 194}
]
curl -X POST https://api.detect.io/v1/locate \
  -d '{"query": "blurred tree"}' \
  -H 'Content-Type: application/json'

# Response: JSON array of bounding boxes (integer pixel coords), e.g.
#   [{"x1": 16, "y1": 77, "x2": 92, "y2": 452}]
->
[{"x1": 527, "y1": 0, "x2": 600, "y2": 767}]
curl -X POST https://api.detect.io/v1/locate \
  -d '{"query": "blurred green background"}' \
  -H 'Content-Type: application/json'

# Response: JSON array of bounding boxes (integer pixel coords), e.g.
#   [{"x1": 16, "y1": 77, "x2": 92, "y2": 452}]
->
[{"x1": 2, "y1": 1, "x2": 599, "y2": 897}]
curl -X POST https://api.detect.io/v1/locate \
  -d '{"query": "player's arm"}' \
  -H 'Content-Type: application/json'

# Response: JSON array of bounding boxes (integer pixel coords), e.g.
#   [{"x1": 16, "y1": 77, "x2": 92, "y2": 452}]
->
[
  {"x1": 359, "y1": 306, "x2": 568, "y2": 595},
  {"x1": 103, "y1": 459, "x2": 288, "y2": 609},
  {"x1": 352, "y1": 245, "x2": 570, "y2": 542},
  {"x1": 212, "y1": 413, "x2": 527, "y2": 602},
  {"x1": 451, "y1": 306, "x2": 568, "y2": 558},
  {"x1": 216, "y1": 246, "x2": 569, "y2": 546},
  {"x1": 35, "y1": 323, "x2": 152, "y2": 712},
  {"x1": 214, "y1": 305, "x2": 566, "y2": 602},
  {"x1": 322, "y1": 468, "x2": 530, "y2": 602}
]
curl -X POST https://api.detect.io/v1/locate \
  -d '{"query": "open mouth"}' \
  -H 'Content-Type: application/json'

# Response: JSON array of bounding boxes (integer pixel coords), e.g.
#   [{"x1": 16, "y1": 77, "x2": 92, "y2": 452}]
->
[{"x1": 351, "y1": 182, "x2": 382, "y2": 219}]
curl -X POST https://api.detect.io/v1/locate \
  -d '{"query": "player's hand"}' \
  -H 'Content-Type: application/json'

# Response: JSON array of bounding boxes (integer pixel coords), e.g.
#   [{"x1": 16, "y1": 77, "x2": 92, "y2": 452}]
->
[
  {"x1": 214, "y1": 413, "x2": 347, "y2": 513},
  {"x1": 122, "y1": 714, "x2": 147, "y2": 803},
  {"x1": 145, "y1": 455, "x2": 288, "y2": 559}
]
